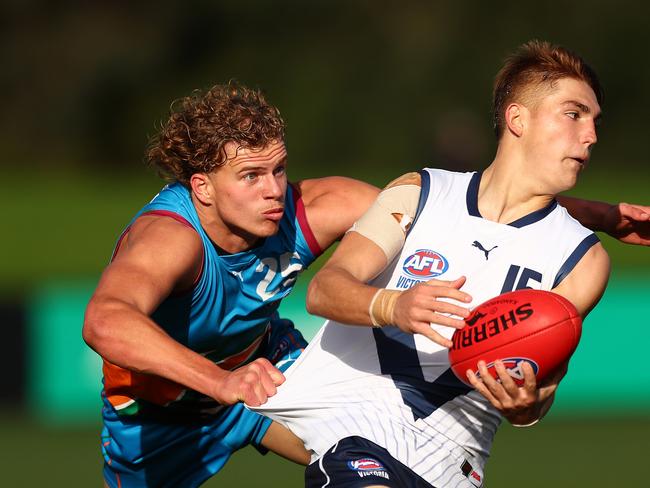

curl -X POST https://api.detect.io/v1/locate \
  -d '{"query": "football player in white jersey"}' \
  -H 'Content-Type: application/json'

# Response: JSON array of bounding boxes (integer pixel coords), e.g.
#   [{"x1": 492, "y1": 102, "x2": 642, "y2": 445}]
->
[
  {"x1": 82, "y1": 79, "x2": 649, "y2": 488},
  {"x1": 252, "y1": 41, "x2": 631, "y2": 487}
]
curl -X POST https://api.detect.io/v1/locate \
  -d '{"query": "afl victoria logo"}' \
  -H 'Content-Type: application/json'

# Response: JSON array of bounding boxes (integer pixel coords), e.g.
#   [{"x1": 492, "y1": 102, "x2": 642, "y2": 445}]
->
[{"x1": 402, "y1": 249, "x2": 449, "y2": 278}]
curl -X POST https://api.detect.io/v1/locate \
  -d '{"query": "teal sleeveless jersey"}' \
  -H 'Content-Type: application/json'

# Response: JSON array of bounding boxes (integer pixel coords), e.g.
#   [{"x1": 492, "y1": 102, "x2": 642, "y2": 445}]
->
[{"x1": 103, "y1": 182, "x2": 321, "y2": 415}]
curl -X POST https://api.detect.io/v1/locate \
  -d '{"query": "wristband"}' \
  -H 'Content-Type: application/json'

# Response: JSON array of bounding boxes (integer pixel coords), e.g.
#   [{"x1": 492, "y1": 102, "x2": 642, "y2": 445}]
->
[{"x1": 368, "y1": 289, "x2": 401, "y2": 327}]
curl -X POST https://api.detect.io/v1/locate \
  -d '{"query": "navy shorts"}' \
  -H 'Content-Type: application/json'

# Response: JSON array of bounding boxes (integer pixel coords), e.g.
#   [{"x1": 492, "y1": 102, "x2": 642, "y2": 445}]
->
[{"x1": 305, "y1": 436, "x2": 435, "y2": 488}]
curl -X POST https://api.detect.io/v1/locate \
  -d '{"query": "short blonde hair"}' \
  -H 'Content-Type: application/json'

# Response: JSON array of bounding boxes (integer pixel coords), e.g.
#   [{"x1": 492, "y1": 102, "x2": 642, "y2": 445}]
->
[{"x1": 492, "y1": 40, "x2": 603, "y2": 140}]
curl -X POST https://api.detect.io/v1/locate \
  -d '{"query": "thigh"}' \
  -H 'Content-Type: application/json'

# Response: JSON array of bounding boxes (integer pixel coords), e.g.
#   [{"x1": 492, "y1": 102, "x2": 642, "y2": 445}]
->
[{"x1": 305, "y1": 436, "x2": 434, "y2": 488}]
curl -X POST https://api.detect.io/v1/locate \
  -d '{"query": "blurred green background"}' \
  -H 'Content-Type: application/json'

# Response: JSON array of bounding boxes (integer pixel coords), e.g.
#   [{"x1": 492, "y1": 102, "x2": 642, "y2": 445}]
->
[{"x1": 2, "y1": 1, "x2": 648, "y2": 486}]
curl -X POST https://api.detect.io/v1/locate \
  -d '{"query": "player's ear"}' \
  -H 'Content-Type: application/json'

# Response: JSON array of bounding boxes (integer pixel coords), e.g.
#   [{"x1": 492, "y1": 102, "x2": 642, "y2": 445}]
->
[
  {"x1": 504, "y1": 103, "x2": 525, "y2": 137},
  {"x1": 190, "y1": 173, "x2": 214, "y2": 205}
]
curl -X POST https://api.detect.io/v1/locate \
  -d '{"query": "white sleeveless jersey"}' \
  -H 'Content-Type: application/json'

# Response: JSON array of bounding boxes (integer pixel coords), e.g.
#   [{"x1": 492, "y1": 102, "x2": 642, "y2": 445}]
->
[{"x1": 252, "y1": 169, "x2": 598, "y2": 487}]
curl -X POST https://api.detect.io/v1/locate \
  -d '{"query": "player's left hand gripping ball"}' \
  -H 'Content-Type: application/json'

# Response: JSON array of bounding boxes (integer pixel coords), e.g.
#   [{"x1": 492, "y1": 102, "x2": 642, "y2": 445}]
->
[{"x1": 448, "y1": 289, "x2": 582, "y2": 386}]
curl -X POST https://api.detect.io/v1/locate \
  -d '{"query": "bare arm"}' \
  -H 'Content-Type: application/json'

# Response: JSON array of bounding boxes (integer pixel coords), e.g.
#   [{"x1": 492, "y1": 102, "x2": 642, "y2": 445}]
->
[
  {"x1": 261, "y1": 422, "x2": 311, "y2": 466},
  {"x1": 558, "y1": 196, "x2": 650, "y2": 246},
  {"x1": 82, "y1": 215, "x2": 284, "y2": 406},
  {"x1": 297, "y1": 176, "x2": 380, "y2": 250}
]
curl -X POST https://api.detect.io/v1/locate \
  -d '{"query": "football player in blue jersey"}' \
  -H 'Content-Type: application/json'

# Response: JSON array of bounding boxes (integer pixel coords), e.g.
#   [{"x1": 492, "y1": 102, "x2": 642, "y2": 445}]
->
[
  {"x1": 83, "y1": 83, "x2": 378, "y2": 488},
  {"x1": 83, "y1": 80, "x2": 649, "y2": 488}
]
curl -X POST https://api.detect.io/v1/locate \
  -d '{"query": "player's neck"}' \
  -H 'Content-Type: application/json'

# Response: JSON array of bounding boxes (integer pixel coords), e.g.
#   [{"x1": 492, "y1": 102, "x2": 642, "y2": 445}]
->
[{"x1": 478, "y1": 153, "x2": 555, "y2": 224}]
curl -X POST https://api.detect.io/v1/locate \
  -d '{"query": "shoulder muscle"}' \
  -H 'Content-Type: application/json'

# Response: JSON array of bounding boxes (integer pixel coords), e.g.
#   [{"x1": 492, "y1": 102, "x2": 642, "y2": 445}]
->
[{"x1": 95, "y1": 215, "x2": 203, "y2": 314}]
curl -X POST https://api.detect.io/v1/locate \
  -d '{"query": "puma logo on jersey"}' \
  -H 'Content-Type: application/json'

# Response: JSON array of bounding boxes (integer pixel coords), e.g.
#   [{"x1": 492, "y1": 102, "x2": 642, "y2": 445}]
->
[
  {"x1": 230, "y1": 270, "x2": 244, "y2": 281},
  {"x1": 472, "y1": 241, "x2": 498, "y2": 260}
]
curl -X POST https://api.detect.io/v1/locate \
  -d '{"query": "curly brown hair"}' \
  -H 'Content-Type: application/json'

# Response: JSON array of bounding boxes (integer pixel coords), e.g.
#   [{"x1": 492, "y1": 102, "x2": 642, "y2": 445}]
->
[
  {"x1": 492, "y1": 40, "x2": 603, "y2": 140},
  {"x1": 147, "y1": 82, "x2": 285, "y2": 186}
]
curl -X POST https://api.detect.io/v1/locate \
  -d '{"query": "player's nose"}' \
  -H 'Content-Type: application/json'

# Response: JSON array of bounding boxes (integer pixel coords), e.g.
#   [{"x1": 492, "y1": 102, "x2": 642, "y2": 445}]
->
[
  {"x1": 582, "y1": 119, "x2": 597, "y2": 147},
  {"x1": 263, "y1": 174, "x2": 284, "y2": 198}
]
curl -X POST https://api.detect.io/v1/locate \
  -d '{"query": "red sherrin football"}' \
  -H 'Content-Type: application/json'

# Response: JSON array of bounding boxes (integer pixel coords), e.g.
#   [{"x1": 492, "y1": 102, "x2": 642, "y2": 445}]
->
[{"x1": 449, "y1": 289, "x2": 582, "y2": 386}]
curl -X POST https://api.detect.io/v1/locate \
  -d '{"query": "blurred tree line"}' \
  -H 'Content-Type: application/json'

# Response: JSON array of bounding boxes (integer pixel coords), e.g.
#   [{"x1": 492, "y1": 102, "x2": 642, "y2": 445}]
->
[
  {"x1": 0, "y1": 1, "x2": 648, "y2": 292},
  {"x1": 4, "y1": 0, "x2": 650, "y2": 181}
]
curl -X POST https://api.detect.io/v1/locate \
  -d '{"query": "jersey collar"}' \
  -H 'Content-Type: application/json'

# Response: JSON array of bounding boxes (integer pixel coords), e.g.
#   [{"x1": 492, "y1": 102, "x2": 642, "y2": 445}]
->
[{"x1": 466, "y1": 171, "x2": 558, "y2": 228}]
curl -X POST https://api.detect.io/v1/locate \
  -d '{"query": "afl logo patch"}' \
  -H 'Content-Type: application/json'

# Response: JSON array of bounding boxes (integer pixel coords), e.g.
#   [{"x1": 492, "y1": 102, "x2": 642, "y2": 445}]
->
[{"x1": 402, "y1": 249, "x2": 449, "y2": 278}]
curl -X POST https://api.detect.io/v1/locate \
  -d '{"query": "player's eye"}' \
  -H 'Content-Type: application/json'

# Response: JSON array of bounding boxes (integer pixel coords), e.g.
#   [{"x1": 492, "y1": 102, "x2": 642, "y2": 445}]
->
[
  {"x1": 243, "y1": 173, "x2": 258, "y2": 181},
  {"x1": 274, "y1": 165, "x2": 286, "y2": 176},
  {"x1": 566, "y1": 111, "x2": 579, "y2": 120}
]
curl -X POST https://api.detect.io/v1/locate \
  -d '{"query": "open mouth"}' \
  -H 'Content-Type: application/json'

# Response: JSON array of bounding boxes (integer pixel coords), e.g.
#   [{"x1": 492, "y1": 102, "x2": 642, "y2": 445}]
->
[{"x1": 570, "y1": 157, "x2": 586, "y2": 167}]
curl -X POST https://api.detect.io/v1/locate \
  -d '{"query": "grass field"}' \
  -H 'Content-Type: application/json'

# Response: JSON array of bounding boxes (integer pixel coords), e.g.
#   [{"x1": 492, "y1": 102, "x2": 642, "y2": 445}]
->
[{"x1": 2, "y1": 411, "x2": 648, "y2": 487}]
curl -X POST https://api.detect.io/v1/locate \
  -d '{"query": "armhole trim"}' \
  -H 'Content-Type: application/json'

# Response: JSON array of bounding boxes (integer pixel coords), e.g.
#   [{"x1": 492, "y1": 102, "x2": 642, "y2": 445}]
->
[
  {"x1": 407, "y1": 169, "x2": 430, "y2": 236},
  {"x1": 552, "y1": 233, "x2": 600, "y2": 288},
  {"x1": 466, "y1": 171, "x2": 482, "y2": 218},
  {"x1": 291, "y1": 184, "x2": 322, "y2": 257}
]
